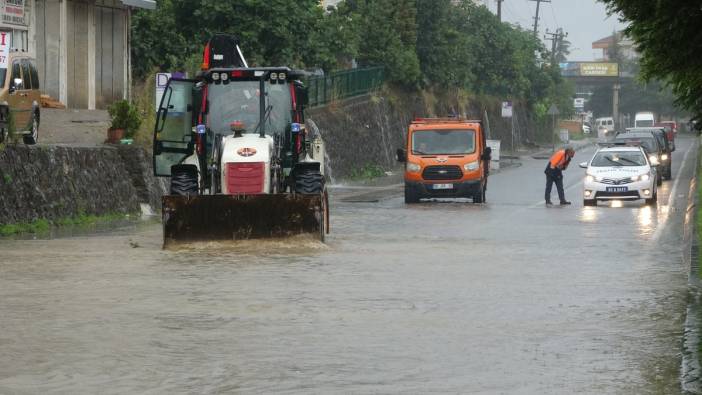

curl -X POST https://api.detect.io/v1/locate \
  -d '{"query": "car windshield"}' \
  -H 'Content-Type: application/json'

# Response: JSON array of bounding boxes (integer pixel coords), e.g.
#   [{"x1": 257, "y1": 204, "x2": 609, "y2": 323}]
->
[
  {"x1": 591, "y1": 151, "x2": 647, "y2": 167},
  {"x1": 207, "y1": 80, "x2": 292, "y2": 135},
  {"x1": 411, "y1": 129, "x2": 476, "y2": 155},
  {"x1": 614, "y1": 136, "x2": 657, "y2": 153}
]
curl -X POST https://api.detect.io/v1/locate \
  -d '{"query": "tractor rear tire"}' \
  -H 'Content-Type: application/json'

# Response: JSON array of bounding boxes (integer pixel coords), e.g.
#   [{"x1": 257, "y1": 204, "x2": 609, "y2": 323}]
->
[
  {"x1": 295, "y1": 169, "x2": 324, "y2": 194},
  {"x1": 23, "y1": 112, "x2": 39, "y2": 145},
  {"x1": 170, "y1": 164, "x2": 199, "y2": 196},
  {"x1": 404, "y1": 184, "x2": 419, "y2": 204}
]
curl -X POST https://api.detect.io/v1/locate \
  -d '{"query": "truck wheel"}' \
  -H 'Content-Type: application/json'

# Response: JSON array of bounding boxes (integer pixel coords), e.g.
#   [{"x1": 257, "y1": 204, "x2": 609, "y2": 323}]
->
[
  {"x1": 295, "y1": 169, "x2": 324, "y2": 194},
  {"x1": 473, "y1": 186, "x2": 485, "y2": 204},
  {"x1": 318, "y1": 188, "x2": 329, "y2": 242},
  {"x1": 404, "y1": 184, "x2": 419, "y2": 204},
  {"x1": 170, "y1": 164, "x2": 199, "y2": 196},
  {"x1": 23, "y1": 112, "x2": 39, "y2": 145}
]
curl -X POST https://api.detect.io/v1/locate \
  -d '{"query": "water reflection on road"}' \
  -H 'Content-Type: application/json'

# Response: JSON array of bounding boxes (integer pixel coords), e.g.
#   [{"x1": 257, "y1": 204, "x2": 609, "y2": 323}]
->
[{"x1": 0, "y1": 137, "x2": 697, "y2": 394}]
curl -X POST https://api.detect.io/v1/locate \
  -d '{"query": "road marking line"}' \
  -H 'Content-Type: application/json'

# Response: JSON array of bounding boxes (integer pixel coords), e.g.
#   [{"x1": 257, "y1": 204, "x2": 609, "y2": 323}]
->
[{"x1": 652, "y1": 141, "x2": 696, "y2": 242}]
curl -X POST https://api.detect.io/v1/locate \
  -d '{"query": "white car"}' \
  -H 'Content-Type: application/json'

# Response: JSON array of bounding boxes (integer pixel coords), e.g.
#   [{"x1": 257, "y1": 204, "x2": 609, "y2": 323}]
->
[{"x1": 580, "y1": 146, "x2": 657, "y2": 206}]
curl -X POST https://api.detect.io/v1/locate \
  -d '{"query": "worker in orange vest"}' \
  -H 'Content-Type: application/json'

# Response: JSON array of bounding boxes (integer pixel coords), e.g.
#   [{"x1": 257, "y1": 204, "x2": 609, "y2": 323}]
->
[{"x1": 544, "y1": 147, "x2": 575, "y2": 206}]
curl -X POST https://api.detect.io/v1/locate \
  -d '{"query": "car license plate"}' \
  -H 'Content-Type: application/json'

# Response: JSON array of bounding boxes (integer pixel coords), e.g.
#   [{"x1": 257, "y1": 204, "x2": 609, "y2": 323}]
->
[
  {"x1": 433, "y1": 184, "x2": 453, "y2": 190},
  {"x1": 606, "y1": 186, "x2": 628, "y2": 193}
]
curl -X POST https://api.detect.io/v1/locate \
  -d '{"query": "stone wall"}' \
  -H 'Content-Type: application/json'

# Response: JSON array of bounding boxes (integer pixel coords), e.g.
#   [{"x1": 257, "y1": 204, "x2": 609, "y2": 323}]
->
[
  {"x1": 307, "y1": 89, "x2": 537, "y2": 180},
  {"x1": 0, "y1": 145, "x2": 165, "y2": 225}
]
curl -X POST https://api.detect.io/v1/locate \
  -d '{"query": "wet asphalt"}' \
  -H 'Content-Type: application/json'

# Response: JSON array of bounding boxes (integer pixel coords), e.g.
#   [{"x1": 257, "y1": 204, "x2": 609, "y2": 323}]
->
[{"x1": 0, "y1": 136, "x2": 698, "y2": 394}]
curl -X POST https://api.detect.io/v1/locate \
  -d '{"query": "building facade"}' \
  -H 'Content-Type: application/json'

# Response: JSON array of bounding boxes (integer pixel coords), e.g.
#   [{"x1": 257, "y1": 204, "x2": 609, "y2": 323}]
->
[
  {"x1": 592, "y1": 31, "x2": 638, "y2": 62},
  {"x1": 1, "y1": 0, "x2": 154, "y2": 109}
]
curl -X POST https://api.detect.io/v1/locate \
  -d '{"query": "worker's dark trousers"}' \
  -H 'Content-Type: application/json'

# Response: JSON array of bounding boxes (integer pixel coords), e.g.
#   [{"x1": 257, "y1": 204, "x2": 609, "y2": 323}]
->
[{"x1": 545, "y1": 168, "x2": 565, "y2": 203}]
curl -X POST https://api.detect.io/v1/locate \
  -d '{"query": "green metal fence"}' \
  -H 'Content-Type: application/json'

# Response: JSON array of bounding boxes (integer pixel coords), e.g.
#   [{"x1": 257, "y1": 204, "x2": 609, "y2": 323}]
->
[{"x1": 305, "y1": 67, "x2": 385, "y2": 107}]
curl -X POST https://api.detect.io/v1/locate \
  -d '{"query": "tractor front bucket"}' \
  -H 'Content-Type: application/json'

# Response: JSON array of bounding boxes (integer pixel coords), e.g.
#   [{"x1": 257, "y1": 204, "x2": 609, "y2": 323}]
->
[{"x1": 161, "y1": 193, "x2": 329, "y2": 248}]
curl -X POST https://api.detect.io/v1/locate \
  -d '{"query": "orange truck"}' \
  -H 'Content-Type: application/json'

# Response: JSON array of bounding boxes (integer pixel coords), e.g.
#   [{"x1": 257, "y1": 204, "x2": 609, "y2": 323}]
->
[{"x1": 396, "y1": 118, "x2": 491, "y2": 204}]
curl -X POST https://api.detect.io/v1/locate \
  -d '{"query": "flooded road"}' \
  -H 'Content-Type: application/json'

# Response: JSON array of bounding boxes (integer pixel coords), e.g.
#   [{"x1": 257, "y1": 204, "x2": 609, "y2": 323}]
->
[{"x1": 0, "y1": 137, "x2": 698, "y2": 394}]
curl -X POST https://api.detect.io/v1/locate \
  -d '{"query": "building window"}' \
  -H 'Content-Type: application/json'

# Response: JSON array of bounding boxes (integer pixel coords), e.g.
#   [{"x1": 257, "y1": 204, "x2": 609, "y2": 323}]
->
[{"x1": 11, "y1": 29, "x2": 27, "y2": 51}]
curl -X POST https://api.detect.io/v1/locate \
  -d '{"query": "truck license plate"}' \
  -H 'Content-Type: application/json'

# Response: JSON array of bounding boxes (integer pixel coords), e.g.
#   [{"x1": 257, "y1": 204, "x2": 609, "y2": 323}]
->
[
  {"x1": 433, "y1": 184, "x2": 453, "y2": 190},
  {"x1": 606, "y1": 186, "x2": 628, "y2": 193}
]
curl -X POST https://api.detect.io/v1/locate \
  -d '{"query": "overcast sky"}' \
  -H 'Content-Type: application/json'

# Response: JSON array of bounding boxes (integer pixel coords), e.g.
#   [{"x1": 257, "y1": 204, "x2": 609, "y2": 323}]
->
[{"x1": 484, "y1": 0, "x2": 627, "y2": 61}]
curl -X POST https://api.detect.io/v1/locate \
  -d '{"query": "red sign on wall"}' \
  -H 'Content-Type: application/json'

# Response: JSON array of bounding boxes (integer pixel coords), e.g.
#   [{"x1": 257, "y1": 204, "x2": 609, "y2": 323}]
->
[{"x1": 2, "y1": 0, "x2": 26, "y2": 26}]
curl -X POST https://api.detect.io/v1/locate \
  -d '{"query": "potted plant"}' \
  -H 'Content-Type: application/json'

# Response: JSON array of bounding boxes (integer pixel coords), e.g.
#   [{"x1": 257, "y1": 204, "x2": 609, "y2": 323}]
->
[{"x1": 107, "y1": 100, "x2": 142, "y2": 144}]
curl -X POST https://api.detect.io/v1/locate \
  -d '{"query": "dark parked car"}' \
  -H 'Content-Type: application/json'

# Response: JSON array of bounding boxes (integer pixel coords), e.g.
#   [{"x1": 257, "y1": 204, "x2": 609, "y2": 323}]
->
[{"x1": 614, "y1": 130, "x2": 668, "y2": 185}]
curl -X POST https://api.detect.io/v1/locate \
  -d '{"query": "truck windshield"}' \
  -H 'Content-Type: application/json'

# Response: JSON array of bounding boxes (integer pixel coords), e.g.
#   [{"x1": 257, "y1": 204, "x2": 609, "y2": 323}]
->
[
  {"x1": 591, "y1": 151, "x2": 647, "y2": 167},
  {"x1": 207, "y1": 80, "x2": 292, "y2": 135},
  {"x1": 411, "y1": 129, "x2": 476, "y2": 155}
]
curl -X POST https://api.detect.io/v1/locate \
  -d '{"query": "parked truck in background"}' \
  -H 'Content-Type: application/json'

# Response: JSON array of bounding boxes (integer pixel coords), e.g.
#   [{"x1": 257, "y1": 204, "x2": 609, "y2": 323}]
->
[
  {"x1": 396, "y1": 118, "x2": 491, "y2": 204},
  {"x1": 634, "y1": 112, "x2": 656, "y2": 128}
]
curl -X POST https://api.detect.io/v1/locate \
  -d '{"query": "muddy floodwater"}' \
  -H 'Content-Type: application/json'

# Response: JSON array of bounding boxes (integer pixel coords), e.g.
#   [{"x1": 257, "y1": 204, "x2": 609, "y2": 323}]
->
[{"x1": 0, "y1": 137, "x2": 698, "y2": 394}]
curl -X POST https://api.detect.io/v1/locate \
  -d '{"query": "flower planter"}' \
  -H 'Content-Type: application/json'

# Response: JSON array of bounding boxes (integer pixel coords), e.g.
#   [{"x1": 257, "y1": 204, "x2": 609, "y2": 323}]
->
[{"x1": 106, "y1": 128, "x2": 125, "y2": 144}]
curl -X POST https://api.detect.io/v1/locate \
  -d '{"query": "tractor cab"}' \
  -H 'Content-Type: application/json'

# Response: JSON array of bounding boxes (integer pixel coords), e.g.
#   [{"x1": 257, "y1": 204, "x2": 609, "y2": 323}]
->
[
  {"x1": 152, "y1": 35, "x2": 328, "y2": 246},
  {"x1": 153, "y1": 68, "x2": 308, "y2": 178}
]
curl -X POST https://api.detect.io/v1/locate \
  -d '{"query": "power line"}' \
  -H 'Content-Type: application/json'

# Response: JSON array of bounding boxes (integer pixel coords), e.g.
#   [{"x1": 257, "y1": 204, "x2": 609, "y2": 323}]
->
[
  {"x1": 545, "y1": 28, "x2": 567, "y2": 66},
  {"x1": 529, "y1": 0, "x2": 551, "y2": 37}
]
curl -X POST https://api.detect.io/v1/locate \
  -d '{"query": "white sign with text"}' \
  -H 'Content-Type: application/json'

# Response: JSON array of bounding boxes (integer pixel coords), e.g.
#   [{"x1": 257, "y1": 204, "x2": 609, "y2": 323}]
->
[
  {"x1": 501, "y1": 101, "x2": 513, "y2": 118},
  {"x1": 0, "y1": 31, "x2": 10, "y2": 69},
  {"x1": 155, "y1": 73, "x2": 171, "y2": 110}
]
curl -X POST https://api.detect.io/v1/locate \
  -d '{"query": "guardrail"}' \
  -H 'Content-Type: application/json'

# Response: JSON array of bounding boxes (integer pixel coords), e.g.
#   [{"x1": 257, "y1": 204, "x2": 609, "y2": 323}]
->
[{"x1": 305, "y1": 67, "x2": 385, "y2": 107}]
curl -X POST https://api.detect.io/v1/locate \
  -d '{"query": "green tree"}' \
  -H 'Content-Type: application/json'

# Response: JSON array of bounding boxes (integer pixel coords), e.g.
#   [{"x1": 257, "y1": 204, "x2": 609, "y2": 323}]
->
[
  {"x1": 600, "y1": 0, "x2": 701, "y2": 125},
  {"x1": 353, "y1": 0, "x2": 421, "y2": 84}
]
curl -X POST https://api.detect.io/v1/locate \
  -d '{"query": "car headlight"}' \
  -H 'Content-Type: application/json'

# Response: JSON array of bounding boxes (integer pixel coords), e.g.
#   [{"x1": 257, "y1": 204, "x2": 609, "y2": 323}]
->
[
  {"x1": 463, "y1": 161, "x2": 479, "y2": 171},
  {"x1": 661, "y1": 154, "x2": 669, "y2": 161},
  {"x1": 640, "y1": 173, "x2": 650, "y2": 181},
  {"x1": 406, "y1": 162, "x2": 421, "y2": 173},
  {"x1": 649, "y1": 155, "x2": 659, "y2": 165},
  {"x1": 585, "y1": 175, "x2": 595, "y2": 183}
]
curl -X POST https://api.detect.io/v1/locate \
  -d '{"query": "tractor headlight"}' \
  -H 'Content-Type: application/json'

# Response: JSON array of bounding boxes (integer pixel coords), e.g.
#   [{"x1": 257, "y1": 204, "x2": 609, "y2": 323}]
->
[
  {"x1": 463, "y1": 161, "x2": 479, "y2": 171},
  {"x1": 270, "y1": 72, "x2": 278, "y2": 81},
  {"x1": 406, "y1": 162, "x2": 421, "y2": 173},
  {"x1": 211, "y1": 72, "x2": 220, "y2": 81},
  {"x1": 220, "y1": 72, "x2": 229, "y2": 81},
  {"x1": 279, "y1": 73, "x2": 286, "y2": 80}
]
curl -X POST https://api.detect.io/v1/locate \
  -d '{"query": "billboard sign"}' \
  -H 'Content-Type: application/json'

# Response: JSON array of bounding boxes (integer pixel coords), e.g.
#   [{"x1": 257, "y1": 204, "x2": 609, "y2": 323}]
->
[{"x1": 578, "y1": 63, "x2": 619, "y2": 77}]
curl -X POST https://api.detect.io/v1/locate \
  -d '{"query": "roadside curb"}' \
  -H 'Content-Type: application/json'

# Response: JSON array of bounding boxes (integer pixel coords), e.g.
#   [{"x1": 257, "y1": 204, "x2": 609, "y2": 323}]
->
[{"x1": 682, "y1": 136, "x2": 701, "y2": 394}]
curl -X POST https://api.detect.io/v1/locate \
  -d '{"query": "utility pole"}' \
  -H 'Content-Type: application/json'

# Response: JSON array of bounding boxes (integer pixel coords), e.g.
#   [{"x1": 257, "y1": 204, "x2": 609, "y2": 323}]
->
[
  {"x1": 544, "y1": 28, "x2": 566, "y2": 66},
  {"x1": 497, "y1": 0, "x2": 503, "y2": 22},
  {"x1": 529, "y1": 0, "x2": 551, "y2": 37}
]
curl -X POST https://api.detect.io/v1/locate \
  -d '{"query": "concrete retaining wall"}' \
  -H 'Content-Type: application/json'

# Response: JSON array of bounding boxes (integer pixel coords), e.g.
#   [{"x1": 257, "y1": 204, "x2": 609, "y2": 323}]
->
[
  {"x1": 0, "y1": 145, "x2": 165, "y2": 225},
  {"x1": 307, "y1": 89, "x2": 537, "y2": 180}
]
